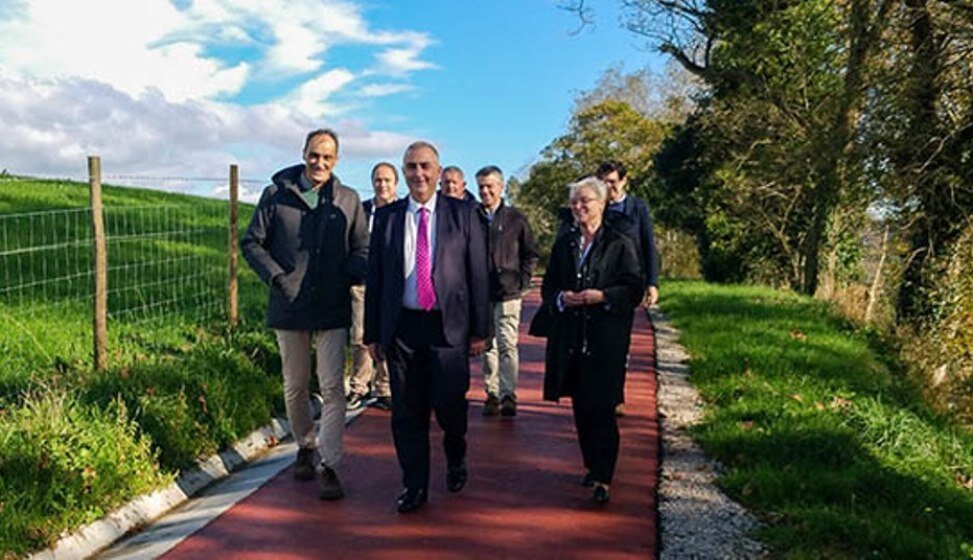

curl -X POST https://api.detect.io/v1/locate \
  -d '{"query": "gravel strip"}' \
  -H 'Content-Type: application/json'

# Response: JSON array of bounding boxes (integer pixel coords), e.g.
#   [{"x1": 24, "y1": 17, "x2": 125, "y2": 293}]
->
[{"x1": 651, "y1": 308, "x2": 767, "y2": 559}]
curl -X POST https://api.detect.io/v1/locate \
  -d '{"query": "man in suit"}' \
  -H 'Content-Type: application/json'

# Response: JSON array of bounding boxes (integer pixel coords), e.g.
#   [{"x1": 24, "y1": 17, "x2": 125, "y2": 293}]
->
[
  {"x1": 596, "y1": 161, "x2": 659, "y2": 306},
  {"x1": 347, "y1": 162, "x2": 398, "y2": 412},
  {"x1": 364, "y1": 141, "x2": 490, "y2": 513}
]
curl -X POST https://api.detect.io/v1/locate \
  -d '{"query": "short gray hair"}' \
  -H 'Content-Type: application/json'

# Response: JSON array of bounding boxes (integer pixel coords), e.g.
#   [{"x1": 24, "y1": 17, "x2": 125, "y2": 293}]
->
[
  {"x1": 403, "y1": 140, "x2": 440, "y2": 162},
  {"x1": 442, "y1": 165, "x2": 464, "y2": 179},
  {"x1": 568, "y1": 176, "x2": 607, "y2": 202}
]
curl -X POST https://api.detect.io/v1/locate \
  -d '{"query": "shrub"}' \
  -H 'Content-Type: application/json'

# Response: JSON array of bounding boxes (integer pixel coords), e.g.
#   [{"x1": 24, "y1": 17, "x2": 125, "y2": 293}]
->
[
  {"x1": 0, "y1": 390, "x2": 168, "y2": 555},
  {"x1": 903, "y1": 219, "x2": 973, "y2": 421},
  {"x1": 83, "y1": 336, "x2": 281, "y2": 472}
]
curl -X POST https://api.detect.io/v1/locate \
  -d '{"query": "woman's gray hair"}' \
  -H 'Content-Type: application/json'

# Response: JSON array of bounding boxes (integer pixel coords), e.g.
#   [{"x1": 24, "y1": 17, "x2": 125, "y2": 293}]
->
[{"x1": 568, "y1": 176, "x2": 607, "y2": 202}]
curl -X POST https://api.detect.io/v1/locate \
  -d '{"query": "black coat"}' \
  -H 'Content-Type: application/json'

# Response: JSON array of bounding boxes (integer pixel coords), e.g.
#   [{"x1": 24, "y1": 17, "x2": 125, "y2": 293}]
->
[
  {"x1": 242, "y1": 166, "x2": 368, "y2": 330},
  {"x1": 541, "y1": 223, "x2": 642, "y2": 406},
  {"x1": 479, "y1": 201, "x2": 539, "y2": 302}
]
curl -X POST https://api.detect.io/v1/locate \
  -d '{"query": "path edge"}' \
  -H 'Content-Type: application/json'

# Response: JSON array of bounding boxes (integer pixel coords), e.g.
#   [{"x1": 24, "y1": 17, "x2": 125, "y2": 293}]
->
[{"x1": 651, "y1": 307, "x2": 767, "y2": 559}]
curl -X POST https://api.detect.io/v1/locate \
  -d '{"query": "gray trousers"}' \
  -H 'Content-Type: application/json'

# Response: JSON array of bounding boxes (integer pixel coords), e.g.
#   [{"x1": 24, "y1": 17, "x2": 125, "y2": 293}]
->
[
  {"x1": 347, "y1": 284, "x2": 390, "y2": 397},
  {"x1": 482, "y1": 298, "x2": 523, "y2": 399},
  {"x1": 275, "y1": 328, "x2": 346, "y2": 469}
]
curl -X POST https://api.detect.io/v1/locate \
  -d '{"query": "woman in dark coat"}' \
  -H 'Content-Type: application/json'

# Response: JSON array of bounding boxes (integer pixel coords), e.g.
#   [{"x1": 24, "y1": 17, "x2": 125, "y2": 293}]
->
[{"x1": 541, "y1": 176, "x2": 643, "y2": 504}]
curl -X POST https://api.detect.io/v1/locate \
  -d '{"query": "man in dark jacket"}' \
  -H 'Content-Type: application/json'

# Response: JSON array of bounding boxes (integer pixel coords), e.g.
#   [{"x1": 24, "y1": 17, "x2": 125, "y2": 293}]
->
[
  {"x1": 347, "y1": 162, "x2": 398, "y2": 411},
  {"x1": 364, "y1": 141, "x2": 490, "y2": 513},
  {"x1": 596, "y1": 161, "x2": 659, "y2": 305},
  {"x1": 440, "y1": 165, "x2": 477, "y2": 203},
  {"x1": 242, "y1": 128, "x2": 368, "y2": 500},
  {"x1": 476, "y1": 165, "x2": 539, "y2": 417}
]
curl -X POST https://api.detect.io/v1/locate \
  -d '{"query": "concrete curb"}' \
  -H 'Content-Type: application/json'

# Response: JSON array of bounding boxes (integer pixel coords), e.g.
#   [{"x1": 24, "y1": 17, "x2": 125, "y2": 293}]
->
[{"x1": 28, "y1": 418, "x2": 292, "y2": 560}]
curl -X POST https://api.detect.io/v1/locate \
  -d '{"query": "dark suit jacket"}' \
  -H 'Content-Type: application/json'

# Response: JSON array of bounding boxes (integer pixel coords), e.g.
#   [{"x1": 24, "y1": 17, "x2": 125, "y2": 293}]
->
[
  {"x1": 607, "y1": 195, "x2": 659, "y2": 288},
  {"x1": 364, "y1": 195, "x2": 491, "y2": 350}
]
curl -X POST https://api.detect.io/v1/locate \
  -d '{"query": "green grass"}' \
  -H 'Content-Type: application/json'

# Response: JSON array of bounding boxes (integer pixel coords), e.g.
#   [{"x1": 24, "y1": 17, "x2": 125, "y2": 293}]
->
[
  {"x1": 0, "y1": 176, "x2": 284, "y2": 556},
  {"x1": 662, "y1": 280, "x2": 973, "y2": 559}
]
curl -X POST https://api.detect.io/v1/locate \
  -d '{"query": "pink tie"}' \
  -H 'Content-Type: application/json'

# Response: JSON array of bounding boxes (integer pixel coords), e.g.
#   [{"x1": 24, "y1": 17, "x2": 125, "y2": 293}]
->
[{"x1": 416, "y1": 208, "x2": 436, "y2": 311}]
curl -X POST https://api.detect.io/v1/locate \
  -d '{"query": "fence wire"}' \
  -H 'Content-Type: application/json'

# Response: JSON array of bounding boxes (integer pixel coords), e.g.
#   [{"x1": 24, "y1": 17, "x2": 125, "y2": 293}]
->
[{"x1": 0, "y1": 195, "x2": 229, "y2": 325}]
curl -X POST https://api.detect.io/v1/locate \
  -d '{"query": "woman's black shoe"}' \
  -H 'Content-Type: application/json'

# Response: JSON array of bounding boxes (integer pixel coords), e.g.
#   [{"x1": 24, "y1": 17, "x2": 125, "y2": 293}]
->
[{"x1": 592, "y1": 483, "x2": 610, "y2": 505}]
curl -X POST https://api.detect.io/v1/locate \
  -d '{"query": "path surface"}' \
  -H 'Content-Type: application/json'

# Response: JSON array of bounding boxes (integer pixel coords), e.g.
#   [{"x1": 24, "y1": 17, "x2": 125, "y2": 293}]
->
[{"x1": 127, "y1": 290, "x2": 659, "y2": 559}]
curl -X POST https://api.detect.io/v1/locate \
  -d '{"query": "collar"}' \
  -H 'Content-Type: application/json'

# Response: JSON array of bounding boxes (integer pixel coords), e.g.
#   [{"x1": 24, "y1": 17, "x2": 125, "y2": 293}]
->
[
  {"x1": 609, "y1": 194, "x2": 627, "y2": 206},
  {"x1": 482, "y1": 200, "x2": 502, "y2": 216},
  {"x1": 298, "y1": 171, "x2": 315, "y2": 192},
  {"x1": 407, "y1": 192, "x2": 438, "y2": 215}
]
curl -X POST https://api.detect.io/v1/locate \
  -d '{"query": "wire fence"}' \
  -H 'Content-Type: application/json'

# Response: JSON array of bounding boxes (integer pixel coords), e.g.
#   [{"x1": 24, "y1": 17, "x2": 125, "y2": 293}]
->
[
  {"x1": 0, "y1": 163, "x2": 241, "y2": 374},
  {"x1": 0, "y1": 196, "x2": 229, "y2": 320}
]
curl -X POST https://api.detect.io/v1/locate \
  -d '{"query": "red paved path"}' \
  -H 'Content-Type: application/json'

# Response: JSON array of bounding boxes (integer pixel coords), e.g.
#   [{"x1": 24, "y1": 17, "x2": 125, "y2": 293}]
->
[{"x1": 164, "y1": 290, "x2": 658, "y2": 559}]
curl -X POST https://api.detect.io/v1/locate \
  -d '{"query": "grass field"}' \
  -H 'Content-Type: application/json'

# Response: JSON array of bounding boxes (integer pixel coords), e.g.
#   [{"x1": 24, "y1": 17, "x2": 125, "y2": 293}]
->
[
  {"x1": 0, "y1": 175, "x2": 284, "y2": 556},
  {"x1": 663, "y1": 280, "x2": 973, "y2": 559}
]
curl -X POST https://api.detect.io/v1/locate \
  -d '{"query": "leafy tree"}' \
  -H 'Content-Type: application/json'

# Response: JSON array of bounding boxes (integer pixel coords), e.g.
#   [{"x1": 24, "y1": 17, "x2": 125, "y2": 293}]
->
[{"x1": 515, "y1": 98, "x2": 670, "y2": 256}]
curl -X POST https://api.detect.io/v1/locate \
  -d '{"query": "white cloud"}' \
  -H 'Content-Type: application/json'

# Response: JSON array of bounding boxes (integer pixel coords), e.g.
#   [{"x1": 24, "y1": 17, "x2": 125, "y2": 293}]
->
[
  {"x1": 0, "y1": 1, "x2": 437, "y2": 198},
  {"x1": 284, "y1": 68, "x2": 357, "y2": 117},
  {"x1": 360, "y1": 83, "x2": 415, "y2": 97},
  {"x1": 0, "y1": 0, "x2": 436, "y2": 102},
  {"x1": 0, "y1": 73, "x2": 415, "y2": 199},
  {"x1": 0, "y1": 0, "x2": 249, "y2": 102},
  {"x1": 374, "y1": 33, "x2": 438, "y2": 75}
]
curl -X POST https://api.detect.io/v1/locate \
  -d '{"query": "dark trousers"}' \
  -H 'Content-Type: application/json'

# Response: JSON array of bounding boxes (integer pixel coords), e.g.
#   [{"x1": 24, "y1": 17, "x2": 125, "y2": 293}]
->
[
  {"x1": 572, "y1": 401, "x2": 620, "y2": 485},
  {"x1": 388, "y1": 309, "x2": 469, "y2": 491}
]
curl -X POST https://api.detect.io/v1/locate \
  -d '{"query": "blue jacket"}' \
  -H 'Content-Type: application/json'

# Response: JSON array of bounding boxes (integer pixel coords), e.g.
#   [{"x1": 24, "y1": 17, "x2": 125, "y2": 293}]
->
[{"x1": 607, "y1": 195, "x2": 659, "y2": 288}]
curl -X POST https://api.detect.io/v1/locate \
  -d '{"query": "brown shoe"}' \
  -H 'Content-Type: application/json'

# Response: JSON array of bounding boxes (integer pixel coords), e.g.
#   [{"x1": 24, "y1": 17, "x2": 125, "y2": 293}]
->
[
  {"x1": 319, "y1": 466, "x2": 345, "y2": 500},
  {"x1": 482, "y1": 395, "x2": 500, "y2": 417},
  {"x1": 293, "y1": 447, "x2": 315, "y2": 481}
]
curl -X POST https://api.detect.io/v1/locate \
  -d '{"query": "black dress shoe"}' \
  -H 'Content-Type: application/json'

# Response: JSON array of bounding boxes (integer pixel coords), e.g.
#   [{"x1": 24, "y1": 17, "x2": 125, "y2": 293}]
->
[
  {"x1": 396, "y1": 487, "x2": 427, "y2": 513},
  {"x1": 446, "y1": 463, "x2": 468, "y2": 493},
  {"x1": 580, "y1": 471, "x2": 595, "y2": 488},
  {"x1": 593, "y1": 483, "x2": 610, "y2": 505}
]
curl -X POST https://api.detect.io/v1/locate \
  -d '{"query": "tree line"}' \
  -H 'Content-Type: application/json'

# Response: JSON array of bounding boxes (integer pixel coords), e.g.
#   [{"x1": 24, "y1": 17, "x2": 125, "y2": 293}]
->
[{"x1": 515, "y1": 0, "x2": 973, "y2": 418}]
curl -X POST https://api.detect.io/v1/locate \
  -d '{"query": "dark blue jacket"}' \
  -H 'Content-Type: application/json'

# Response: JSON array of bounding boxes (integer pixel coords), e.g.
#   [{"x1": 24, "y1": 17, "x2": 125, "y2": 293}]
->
[{"x1": 607, "y1": 195, "x2": 659, "y2": 288}]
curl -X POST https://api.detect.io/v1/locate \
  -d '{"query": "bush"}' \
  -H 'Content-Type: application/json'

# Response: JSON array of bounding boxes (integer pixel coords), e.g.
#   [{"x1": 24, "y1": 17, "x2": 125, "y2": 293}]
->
[
  {"x1": 84, "y1": 337, "x2": 281, "y2": 471},
  {"x1": 903, "y1": 219, "x2": 973, "y2": 421},
  {"x1": 0, "y1": 390, "x2": 169, "y2": 555}
]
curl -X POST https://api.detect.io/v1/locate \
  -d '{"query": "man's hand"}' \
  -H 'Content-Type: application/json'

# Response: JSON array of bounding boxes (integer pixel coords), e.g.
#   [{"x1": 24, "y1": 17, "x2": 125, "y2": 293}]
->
[
  {"x1": 644, "y1": 285, "x2": 659, "y2": 307},
  {"x1": 368, "y1": 343, "x2": 386, "y2": 363},
  {"x1": 469, "y1": 338, "x2": 487, "y2": 356}
]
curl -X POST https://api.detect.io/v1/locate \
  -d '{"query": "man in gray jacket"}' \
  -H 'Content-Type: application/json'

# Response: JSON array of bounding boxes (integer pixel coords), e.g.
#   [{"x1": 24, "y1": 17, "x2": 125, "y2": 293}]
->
[{"x1": 242, "y1": 128, "x2": 368, "y2": 500}]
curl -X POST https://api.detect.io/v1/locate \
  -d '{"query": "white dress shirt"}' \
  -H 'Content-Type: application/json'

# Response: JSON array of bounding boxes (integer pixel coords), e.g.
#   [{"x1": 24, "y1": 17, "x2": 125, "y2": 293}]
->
[{"x1": 402, "y1": 193, "x2": 438, "y2": 310}]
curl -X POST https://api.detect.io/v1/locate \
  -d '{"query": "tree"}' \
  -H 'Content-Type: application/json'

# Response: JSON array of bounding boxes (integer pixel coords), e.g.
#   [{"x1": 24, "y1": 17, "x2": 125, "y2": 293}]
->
[{"x1": 515, "y1": 98, "x2": 671, "y2": 255}]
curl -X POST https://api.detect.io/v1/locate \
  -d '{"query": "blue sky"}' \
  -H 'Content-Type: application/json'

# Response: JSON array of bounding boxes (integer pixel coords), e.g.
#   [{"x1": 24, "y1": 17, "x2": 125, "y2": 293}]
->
[{"x1": 0, "y1": 0, "x2": 664, "y2": 202}]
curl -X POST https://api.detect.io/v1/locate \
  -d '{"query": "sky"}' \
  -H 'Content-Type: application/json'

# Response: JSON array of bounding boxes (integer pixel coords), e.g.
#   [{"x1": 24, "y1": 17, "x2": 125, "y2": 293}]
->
[{"x1": 0, "y1": 0, "x2": 664, "y2": 203}]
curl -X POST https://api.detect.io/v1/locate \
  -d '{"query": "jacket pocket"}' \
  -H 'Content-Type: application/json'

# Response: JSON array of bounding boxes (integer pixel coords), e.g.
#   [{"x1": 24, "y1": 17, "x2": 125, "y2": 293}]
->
[{"x1": 274, "y1": 271, "x2": 302, "y2": 303}]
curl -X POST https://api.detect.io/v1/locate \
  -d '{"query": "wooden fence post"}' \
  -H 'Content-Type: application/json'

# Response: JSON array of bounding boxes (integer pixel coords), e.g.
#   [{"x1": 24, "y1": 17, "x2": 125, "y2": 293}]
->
[
  {"x1": 89, "y1": 156, "x2": 108, "y2": 371},
  {"x1": 228, "y1": 164, "x2": 239, "y2": 328}
]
